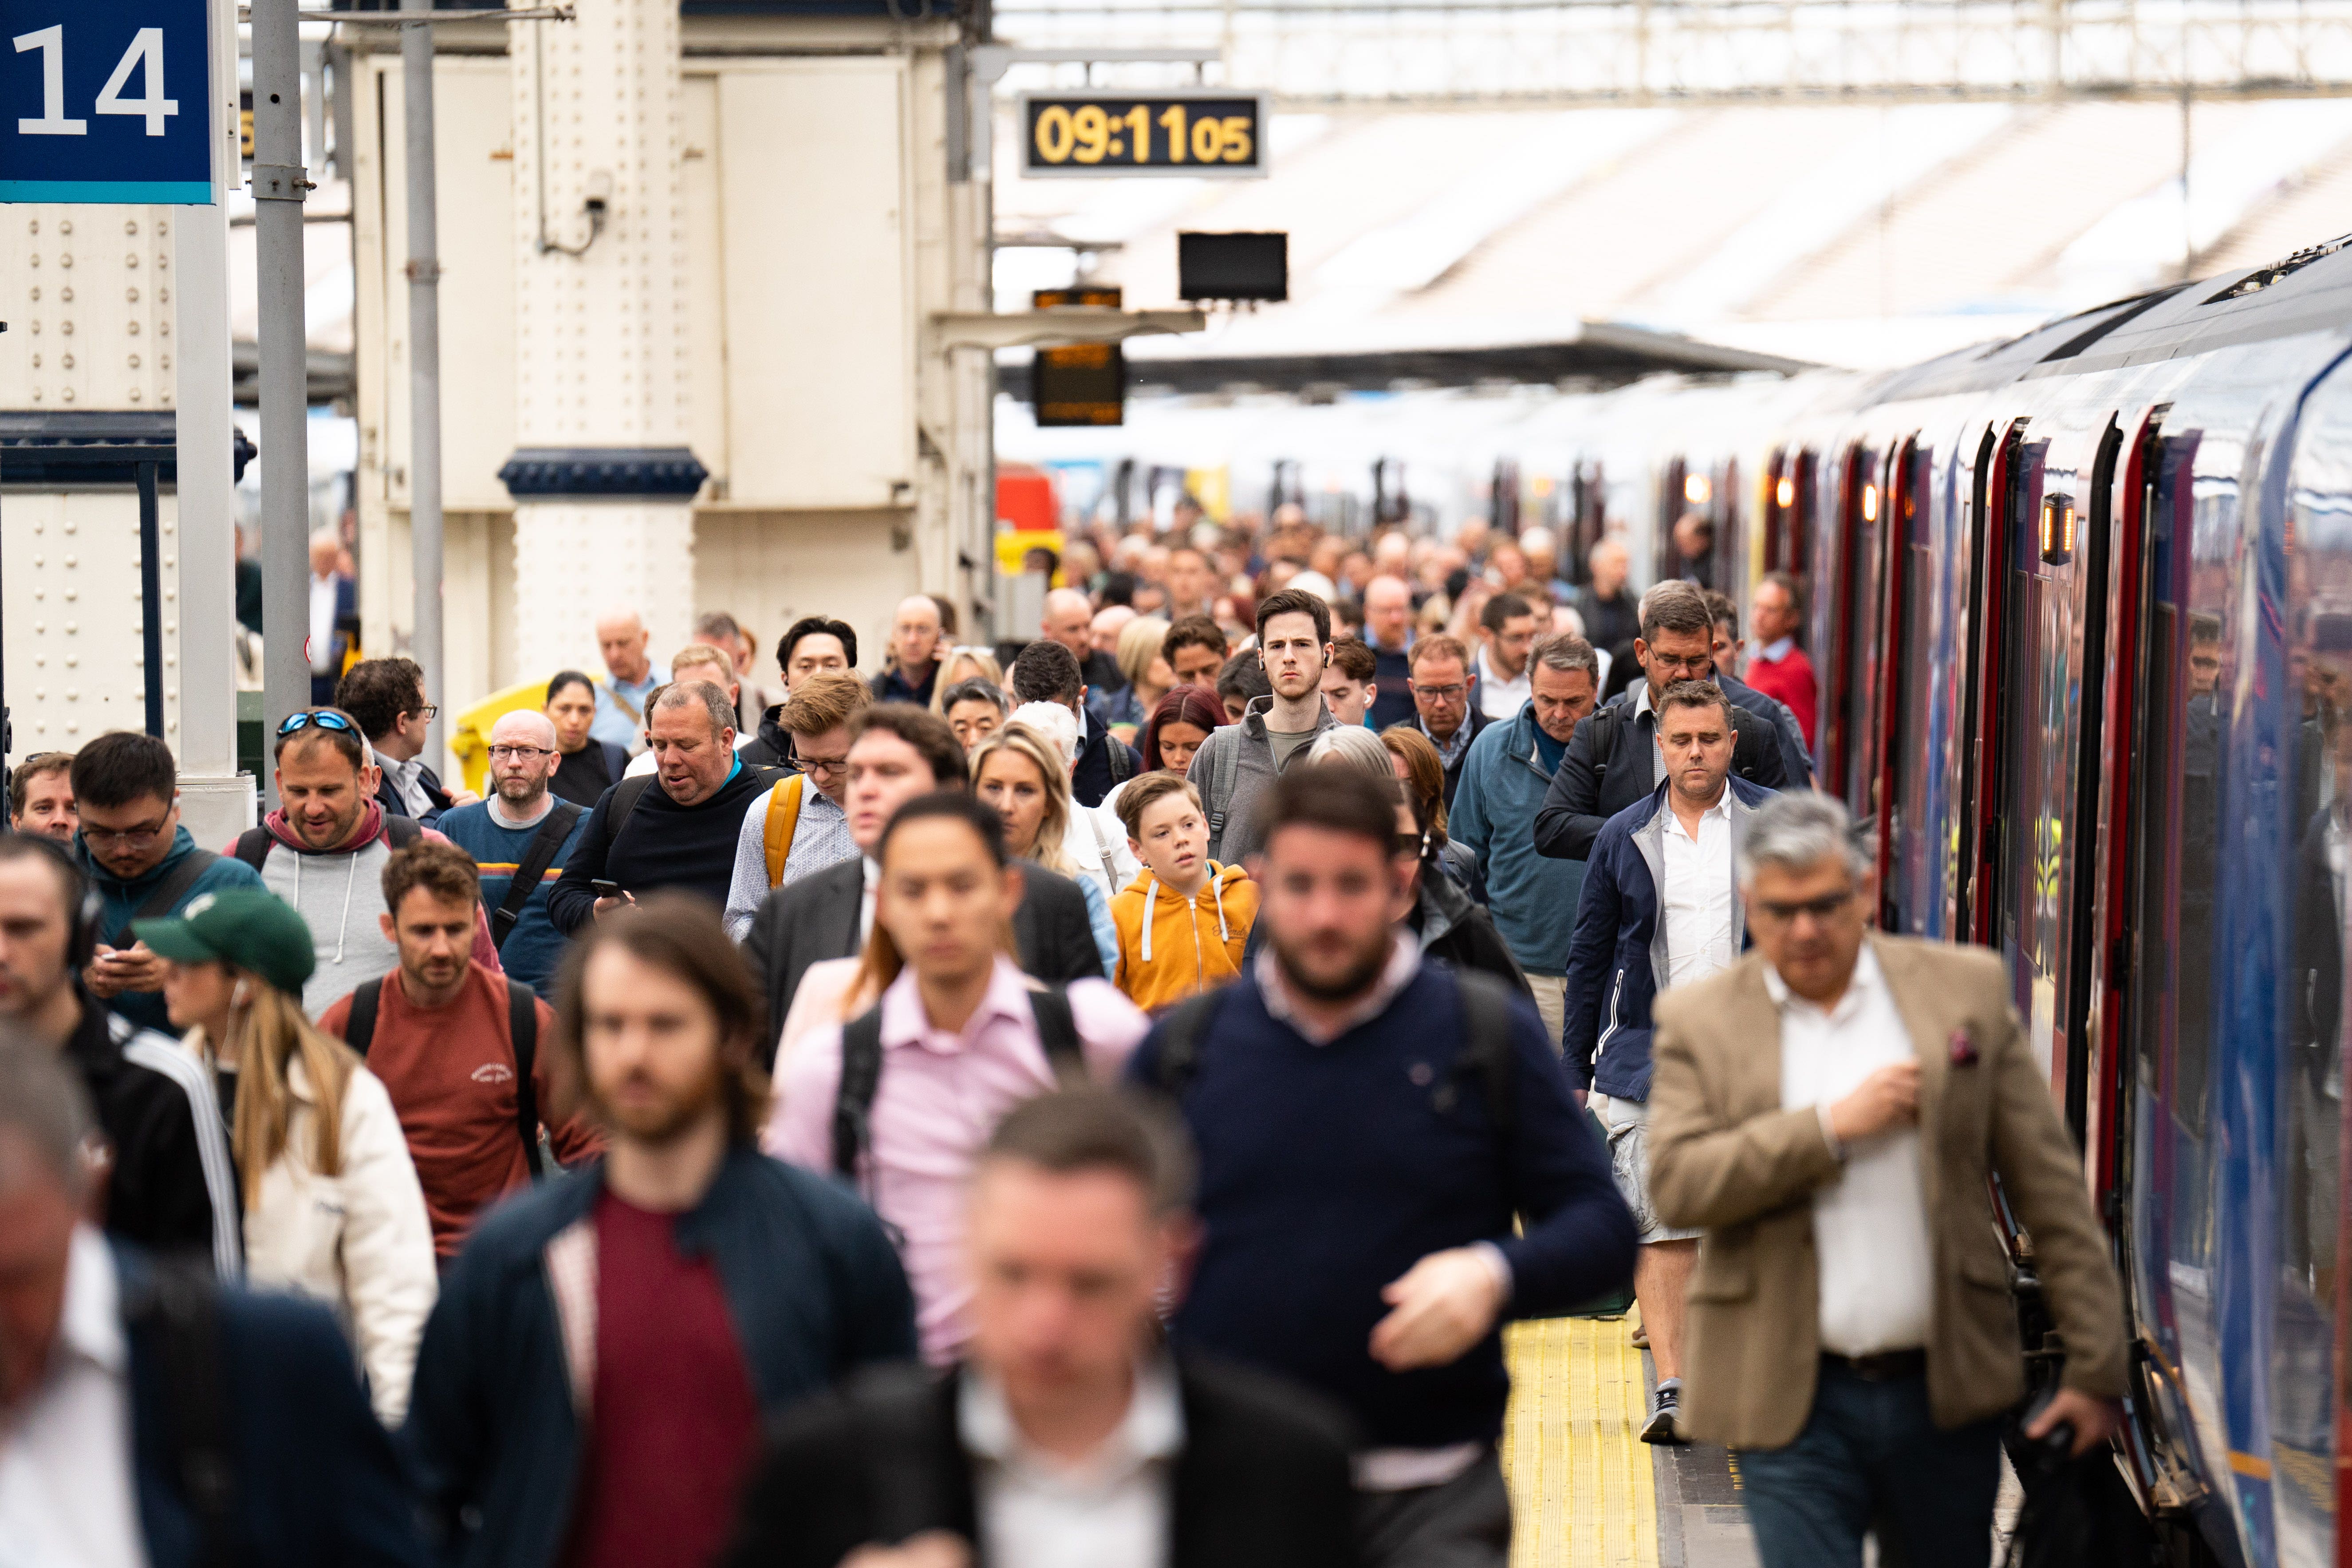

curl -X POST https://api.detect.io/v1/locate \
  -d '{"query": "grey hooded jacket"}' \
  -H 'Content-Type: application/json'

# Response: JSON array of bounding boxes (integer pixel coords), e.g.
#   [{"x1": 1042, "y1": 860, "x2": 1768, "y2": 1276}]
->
[{"x1": 1186, "y1": 695, "x2": 1341, "y2": 867}]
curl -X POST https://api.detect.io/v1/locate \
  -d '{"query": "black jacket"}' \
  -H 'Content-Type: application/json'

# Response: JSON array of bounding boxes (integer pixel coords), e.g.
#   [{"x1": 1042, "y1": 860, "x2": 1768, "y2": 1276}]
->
[
  {"x1": 721, "y1": 1355, "x2": 1359, "y2": 1568},
  {"x1": 1532, "y1": 686, "x2": 1789, "y2": 862},
  {"x1": 373, "y1": 759, "x2": 453, "y2": 826},
  {"x1": 743, "y1": 853, "x2": 1107, "y2": 1065},
  {"x1": 547, "y1": 763, "x2": 784, "y2": 933},
  {"x1": 1410, "y1": 865, "x2": 1531, "y2": 999},
  {"x1": 67, "y1": 987, "x2": 241, "y2": 1276},
  {"x1": 549, "y1": 741, "x2": 629, "y2": 808},
  {"x1": 1428, "y1": 709, "x2": 1494, "y2": 810},
  {"x1": 737, "y1": 705, "x2": 798, "y2": 771},
  {"x1": 1074, "y1": 709, "x2": 1146, "y2": 809}
]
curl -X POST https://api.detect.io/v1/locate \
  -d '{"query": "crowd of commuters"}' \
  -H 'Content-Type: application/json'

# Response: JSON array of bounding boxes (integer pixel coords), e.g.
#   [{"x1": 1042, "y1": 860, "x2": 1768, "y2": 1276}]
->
[{"x1": 0, "y1": 507, "x2": 2126, "y2": 1568}]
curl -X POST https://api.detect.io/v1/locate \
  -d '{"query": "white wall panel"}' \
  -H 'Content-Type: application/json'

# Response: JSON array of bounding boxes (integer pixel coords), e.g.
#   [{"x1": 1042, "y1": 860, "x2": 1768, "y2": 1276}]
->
[
  {"x1": 3, "y1": 492, "x2": 184, "y2": 754},
  {"x1": 693, "y1": 509, "x2": 918, "y2": 666},
  {"x1": 717, "y1": 61, "x2": 914, "y2": 509}
]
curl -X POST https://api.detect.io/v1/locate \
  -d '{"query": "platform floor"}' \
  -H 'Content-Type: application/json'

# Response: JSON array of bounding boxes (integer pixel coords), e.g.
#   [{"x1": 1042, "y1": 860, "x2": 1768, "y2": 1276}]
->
[{"x1": 1501, "y1": 1313, "x2": 2016, "y2": 1568}]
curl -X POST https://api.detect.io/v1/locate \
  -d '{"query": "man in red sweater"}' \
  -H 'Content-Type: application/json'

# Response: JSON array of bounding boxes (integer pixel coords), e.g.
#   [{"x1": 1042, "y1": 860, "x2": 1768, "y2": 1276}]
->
[
  {"x1": 1744, "y1": 571, "x2": 1819, "y2": 749},
  {"x1": 321, "y1": 841, "x2": 600, "y2": 1259}
]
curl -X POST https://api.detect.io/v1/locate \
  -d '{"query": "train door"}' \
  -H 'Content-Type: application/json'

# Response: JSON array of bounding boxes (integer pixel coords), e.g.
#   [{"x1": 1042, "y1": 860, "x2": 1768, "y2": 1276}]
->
[
  {"x1": 1955, "y1": 420, "x2": 2026, "y2": 945},
  {"x1": 1878, "y1": 437, "x2": 1933, "y2": 934},
  {"x1": 1818, "y1": 443, "x2": 1879, "y2": 800}
]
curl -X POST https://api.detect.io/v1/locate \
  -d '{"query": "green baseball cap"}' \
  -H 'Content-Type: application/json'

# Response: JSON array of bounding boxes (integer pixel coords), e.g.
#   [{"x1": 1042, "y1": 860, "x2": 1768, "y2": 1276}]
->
[{"x1": 133, "y1": 888, "x2": 317, "y2": 997}]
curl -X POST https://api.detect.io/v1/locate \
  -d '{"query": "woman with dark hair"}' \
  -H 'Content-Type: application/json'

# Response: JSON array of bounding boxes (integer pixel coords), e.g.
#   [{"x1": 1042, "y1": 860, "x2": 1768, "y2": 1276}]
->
[
  {"x1": 1139, "y1": 685, "x2": 1225, "y2": 776},
  {"x1": 1380, "y1": 725, "x2": 1485, "y2": 903}
]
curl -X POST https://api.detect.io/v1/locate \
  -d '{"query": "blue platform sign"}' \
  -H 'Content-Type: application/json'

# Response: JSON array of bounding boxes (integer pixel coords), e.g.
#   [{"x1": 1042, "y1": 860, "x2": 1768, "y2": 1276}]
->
[{"x1": 0, "y1": 0, "x2": 212, "y2": 203}]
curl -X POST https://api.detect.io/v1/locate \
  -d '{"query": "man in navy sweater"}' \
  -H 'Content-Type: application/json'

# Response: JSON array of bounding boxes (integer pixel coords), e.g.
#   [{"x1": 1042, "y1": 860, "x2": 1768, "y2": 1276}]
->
[{"x1": 1130, "y1": 765, "x2": 1635, "y2": 1568}]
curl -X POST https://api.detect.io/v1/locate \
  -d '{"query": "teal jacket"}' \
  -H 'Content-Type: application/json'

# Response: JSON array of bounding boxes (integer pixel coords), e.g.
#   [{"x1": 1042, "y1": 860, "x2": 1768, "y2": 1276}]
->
[
  {"x1": 1448, "y1": 706, "x2": 1583, "y2": 978},
  {"x1": 80, "y1": 827, "x2": 265, "y2": 1035}
]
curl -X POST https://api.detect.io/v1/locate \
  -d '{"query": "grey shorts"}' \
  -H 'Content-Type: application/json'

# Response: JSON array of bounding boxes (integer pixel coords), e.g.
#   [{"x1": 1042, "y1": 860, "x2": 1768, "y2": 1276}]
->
[{"x1": 1594, "y1": 1094, "x2": 1703, "y2": 1245}]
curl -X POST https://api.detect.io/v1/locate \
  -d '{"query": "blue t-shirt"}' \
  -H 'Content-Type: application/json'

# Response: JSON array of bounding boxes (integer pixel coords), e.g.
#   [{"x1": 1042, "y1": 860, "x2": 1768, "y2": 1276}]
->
[{"x1": 434, "y1": 799, "x2": 590, "y2": 999}]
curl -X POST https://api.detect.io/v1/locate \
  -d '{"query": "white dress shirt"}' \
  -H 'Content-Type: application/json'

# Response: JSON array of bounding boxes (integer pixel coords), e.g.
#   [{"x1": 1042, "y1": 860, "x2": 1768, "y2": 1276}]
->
[
  {"x1": 961, "y1": 1359, "x2": 1184, "y2": 1568},
  {"x1": 383, "y1": 754, "x2": 433, "y2": 818},
  {"x1": 1659, "y1": 792, "x2": 1737, "y2": 989},
  {"x1": 308, "y1": 573, "x2": 339, "y2": 674},
  {"x1": 1475, "y1": 646, "x2": 1530, "y2": 721},
  {"x1": 1768, "y1": 945, "x2": 1935, "y2": 1356},
  {"x1": 0, "y1": 1225, "x2": 150, "y2": 1568}
]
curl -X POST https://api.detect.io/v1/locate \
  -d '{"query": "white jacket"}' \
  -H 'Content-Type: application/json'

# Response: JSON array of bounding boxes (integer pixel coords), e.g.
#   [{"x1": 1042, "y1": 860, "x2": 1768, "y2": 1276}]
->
[{"x1": 187, "y1": 1030, "x2": 438, "y2": 1426}]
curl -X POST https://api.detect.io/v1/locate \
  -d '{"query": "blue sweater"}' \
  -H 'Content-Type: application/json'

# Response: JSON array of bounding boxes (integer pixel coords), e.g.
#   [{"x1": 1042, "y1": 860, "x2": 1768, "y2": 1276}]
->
[
  {"x1": 1448, "y1": 705, "x2": 1584, "y2": 977},
  {"x1": 1127, "y1": 965, "x2": 1635, "y2": 1448},
  {"x1": 81, "y1": 828, "x2": 265, "y2": 1034},
  {"x1": 434, "y1": 801, "x2": 590, "y2": 1000}
]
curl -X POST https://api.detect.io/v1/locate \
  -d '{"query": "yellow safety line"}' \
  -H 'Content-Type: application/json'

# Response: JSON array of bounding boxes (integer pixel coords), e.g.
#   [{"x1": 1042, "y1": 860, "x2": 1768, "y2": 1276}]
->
[{"x1": 1501, "y1": 1312, "x2": 1660, "y2": 1568}]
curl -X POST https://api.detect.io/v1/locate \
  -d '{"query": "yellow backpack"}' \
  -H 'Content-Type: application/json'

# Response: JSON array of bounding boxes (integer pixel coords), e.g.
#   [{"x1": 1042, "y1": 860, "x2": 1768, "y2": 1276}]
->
[{"x1": 762, "y1": 774, "x2": 806, "y2": 888}]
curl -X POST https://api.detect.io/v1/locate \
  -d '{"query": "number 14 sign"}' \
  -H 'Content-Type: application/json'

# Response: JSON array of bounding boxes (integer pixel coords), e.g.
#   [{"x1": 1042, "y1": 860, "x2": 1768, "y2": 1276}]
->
[{"x1": 0, "y1": 0, "x2": 211, "y2": 203}]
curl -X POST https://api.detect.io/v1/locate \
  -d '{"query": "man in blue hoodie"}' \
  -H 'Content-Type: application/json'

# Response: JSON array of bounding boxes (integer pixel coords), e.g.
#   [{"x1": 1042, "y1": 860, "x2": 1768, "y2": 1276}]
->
[
  {"x1": 69, "y1": 731, "x2": 265, "y2": 1035},
  {"x1": 1563, "y1": 679, "x2": 1775, "y2": 1446},
  {"x1": 1449, "y1": 633, "x2": 1601, "y2": 1046}
]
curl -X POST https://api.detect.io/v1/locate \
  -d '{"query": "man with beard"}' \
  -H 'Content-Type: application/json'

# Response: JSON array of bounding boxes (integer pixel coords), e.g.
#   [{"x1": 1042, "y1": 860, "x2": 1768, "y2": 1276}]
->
[
  {"x1": 406, "y1": 895, "x2": 915, "y2": 1568},
  {"x1": 436, "y1": 710, "x2": 590, "y2": 1000},
  {"x1": 233, "y1": 708, "x2": 500, "y2": 1017},
  {"x1": 319, "y1": 841, "x2": 601, "y2": 1262},
  {"x1": 1127, "y1": 767, "x2": 1635, "y2": 1568}
]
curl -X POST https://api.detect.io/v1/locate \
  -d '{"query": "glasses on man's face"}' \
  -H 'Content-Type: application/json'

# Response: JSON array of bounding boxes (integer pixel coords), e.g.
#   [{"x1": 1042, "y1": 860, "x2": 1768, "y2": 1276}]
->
[
  {"x1": 1648, "y1": 652, "x2": 1715, "y2": 679},
  {"x1": 415, "y1": 704, "x2": 439, "y2": 724},
  {"x1": 487, "y1": 744, "x2": 553, "y2": 761},
  {"x1": 1753, "y1": 888, "x2": 1859, "y2": 924},
  {"x1": 82, "y1": 817, "x2": 171, "y2": 851},
  {"x1": 1415, "y1": 683, "x2": 1468, "y2": 702},
  {"x1": 800, "y1": 756, "x2": 850, "y2": 780}
]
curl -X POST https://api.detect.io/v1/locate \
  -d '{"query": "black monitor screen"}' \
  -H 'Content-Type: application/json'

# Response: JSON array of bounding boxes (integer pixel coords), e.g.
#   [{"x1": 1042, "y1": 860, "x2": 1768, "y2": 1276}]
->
[{"x1": 1178, "y1": 232, "x2": 1288, "y2": 303}]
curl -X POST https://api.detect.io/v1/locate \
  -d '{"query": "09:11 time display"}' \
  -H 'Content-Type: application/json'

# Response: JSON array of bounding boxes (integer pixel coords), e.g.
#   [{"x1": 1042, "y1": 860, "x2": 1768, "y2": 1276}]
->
[{"x1": 1020, "y1": 95, "x2": 1267, "y2": 178}]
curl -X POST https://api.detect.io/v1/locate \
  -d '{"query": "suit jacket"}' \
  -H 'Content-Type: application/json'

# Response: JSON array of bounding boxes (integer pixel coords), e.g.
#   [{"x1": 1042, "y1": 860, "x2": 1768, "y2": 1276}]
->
[
  {"x1": 721, "y1": 1354, "x2": 1359, "y2": 1568},
  {"x1": 744, "y1": 853, "x2": 1109, "y2": 1066},
  {"x1": 120, "y1": 1246, "x2": 429, "y2": 1568},
  {"x1": 373, "y1": 760, "x2": 453, "y2": 826},
  {"x1": 1644, "y1": 935, "x2": 2127, "y2": 1449}
]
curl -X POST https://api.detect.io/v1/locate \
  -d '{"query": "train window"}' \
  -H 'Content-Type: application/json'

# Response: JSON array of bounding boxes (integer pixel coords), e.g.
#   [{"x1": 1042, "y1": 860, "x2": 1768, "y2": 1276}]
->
[
  {"x1": 1994, "y1": 439, "x2": 2061, "y2": 1074},
  {"x1": 1889, "y1": 442, "x2": 1935, "y2": 934}
]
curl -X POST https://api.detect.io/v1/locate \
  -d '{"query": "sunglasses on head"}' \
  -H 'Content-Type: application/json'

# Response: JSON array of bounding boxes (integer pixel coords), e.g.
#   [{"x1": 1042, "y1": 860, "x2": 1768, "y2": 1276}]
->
[{"x1": 276, "y1": 710, "x2": 358, "y2": 738}]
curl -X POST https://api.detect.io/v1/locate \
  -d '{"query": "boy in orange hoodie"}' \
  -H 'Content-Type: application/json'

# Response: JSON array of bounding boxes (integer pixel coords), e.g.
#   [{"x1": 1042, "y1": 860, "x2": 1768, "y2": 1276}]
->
[{"x1": 1110, "y1": 774, "x2": 1257, "y2": 1013}]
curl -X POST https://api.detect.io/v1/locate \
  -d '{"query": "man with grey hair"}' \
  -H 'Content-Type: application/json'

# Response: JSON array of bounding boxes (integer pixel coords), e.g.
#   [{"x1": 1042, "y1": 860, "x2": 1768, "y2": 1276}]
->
[
  {"x1": 1534, "y1": 579, "x2": 1789, "y2": 863},
  {"x1": 0, "y1": 1041, "x2": 429, "y2": 1564},
  {"x1": 1562, "y1": 678, "x2": 1773, "y2": 1445},
  {"x1": 548, "y1": 681, "x2": 784, "y2": 932},
  {"x1": 1646, "y1": 792, "x2": 2125, "y2": 1567},
  {"x1": 1450, "y1": 632, "x2": 1603, "y2": 1042},
  {"x1": 591, "y1": 606, "x2": 668, "y2": 754}
]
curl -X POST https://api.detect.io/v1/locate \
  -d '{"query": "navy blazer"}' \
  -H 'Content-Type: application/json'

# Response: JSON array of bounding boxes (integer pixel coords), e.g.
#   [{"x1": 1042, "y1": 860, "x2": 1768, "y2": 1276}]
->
[
  {"x1": 1560, "y1": 776, "x2": 1777, "y2": 1100},
  {"x1": 120, "y1": 1245, "x2": 429, "y2": 1568},
  {"x1": 374, "y1": 760, "x2": 453, "y2": 827},
  {"x1": 402, "y1": 1147, "x2": 916, "y2": 1568}
]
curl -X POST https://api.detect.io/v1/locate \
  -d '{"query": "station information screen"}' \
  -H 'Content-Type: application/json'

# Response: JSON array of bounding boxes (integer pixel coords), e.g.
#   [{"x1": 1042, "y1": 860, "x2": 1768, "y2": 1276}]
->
[
  {"x1": 1019, "y1": 93, "x2": 1270, "y2": 178},
  {"x1": 1031, "y1": 286, "x2": 1126, "y2": 426}
]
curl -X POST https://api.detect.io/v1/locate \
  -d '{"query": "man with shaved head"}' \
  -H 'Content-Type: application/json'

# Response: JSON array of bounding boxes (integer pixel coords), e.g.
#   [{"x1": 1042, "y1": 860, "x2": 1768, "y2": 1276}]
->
[
  {"x1": 1044, "y1": 586, "x2": 1128, "y2": 721},
  {"x1": 874, "y1": 594, "x2": 945, "y2": 707},
  {"x1": 1092, "y1": 602, "x2": 1137, "y2": 655},
  {"x1": 1362, "y1": 572, "x2": 1419, "y2": 730},
  {"x1": 590, "y1": 606, "x2": 667, "y2": 753},
  {"x1": 435, "y1": 708, "x2": 591, "y2": 998}
]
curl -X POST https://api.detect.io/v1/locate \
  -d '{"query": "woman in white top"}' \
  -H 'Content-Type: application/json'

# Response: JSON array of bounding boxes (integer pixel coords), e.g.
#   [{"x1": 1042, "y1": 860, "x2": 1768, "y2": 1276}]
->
[{"x1": 141, "y1": 887, "x2": 437, "y2": 1428}]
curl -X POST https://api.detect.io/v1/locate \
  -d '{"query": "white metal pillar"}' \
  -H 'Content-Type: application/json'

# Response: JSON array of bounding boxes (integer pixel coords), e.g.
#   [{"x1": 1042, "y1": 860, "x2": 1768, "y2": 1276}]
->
[
  {"x1": 173, "y1": 0, "x2": 256, "y2": 840},
  {"x1": 503, "y1": 0, "x2": 701, "y2": 675}
]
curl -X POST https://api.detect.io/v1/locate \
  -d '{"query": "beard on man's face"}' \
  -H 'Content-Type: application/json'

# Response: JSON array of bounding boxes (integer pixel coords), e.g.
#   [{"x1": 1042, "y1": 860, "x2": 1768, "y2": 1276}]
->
[
  {"x1": 1271, "y1": 924, "x2": 1393, "y2": 1003},
  {"x1": 591, "y1": 1056, "x2": 728, "y2": 1144}
]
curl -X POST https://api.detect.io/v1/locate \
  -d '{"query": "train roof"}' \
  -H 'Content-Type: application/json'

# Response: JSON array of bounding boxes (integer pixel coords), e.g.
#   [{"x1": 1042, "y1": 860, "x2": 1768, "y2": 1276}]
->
[{"x1": 1865, "y1": 234, "x2": 2352, "y2": 406}]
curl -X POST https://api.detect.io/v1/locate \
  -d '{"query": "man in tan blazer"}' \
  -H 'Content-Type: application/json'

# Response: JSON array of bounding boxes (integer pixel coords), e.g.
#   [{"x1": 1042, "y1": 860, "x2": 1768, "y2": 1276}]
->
[{"x1": 1647, "y1": 791, "x2": 2126, "y2": 1568}]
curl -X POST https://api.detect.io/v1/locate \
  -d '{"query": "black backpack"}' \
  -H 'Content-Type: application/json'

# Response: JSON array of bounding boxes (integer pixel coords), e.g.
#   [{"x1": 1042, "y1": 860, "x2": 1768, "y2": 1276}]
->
[
  {"x1": 344, "y1": 974, "x2": 545, "y2": 1179},
  {"x1": 831, "y1": 986, "x2": 1085, "y2": 1177}
]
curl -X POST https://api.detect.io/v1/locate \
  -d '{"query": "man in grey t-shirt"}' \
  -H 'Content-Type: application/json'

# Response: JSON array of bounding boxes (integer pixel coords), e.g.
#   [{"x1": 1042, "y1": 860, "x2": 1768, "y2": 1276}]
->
[{"x1": 1188, "y1": 589, "x2": 1341, "y2": 867}]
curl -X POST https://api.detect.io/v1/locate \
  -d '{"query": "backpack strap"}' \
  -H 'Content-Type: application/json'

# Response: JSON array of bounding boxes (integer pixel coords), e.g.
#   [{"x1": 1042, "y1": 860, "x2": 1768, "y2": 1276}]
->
[
  {"x1": 231, "y1": 828, "x2": 272, "y2": 871},
  {"x1": 344, "y1": 977, "x2": 383, "y2": 1058},
  {"x1": 507, "y1": 979, "x2": 546, "y2": 1179},
  {"x1": 1587, "y1": 702, "x2": 1621, "y2": 793},
  {"x1": 601, "y1": 772, "x2": 660, "y2": 876},
  {"x1": 492, "y1": 800, "x2": 584, "y2": 949},
  {"x1": 131, "y1": 1258, "x2": 236, "y2": 1568},
  {"x1": 1107, "y1": 734, "x2": 1133, "y2": 786},
  {"x1": 383, "y1": 815, "x2": 425, "y2": 850},
  {"x1": 1203, "y1": 731, "x2": 1242, "y2": 863},
  {"x1": 1029, "y1": 985, "x2": 1087, "y2": 1087},
  {"x1": 1150, "y1": 989, "x2": 1227, "y2": 1101},
  {"x1": 126, "y1": 849, "x2": 221, "y2": 933},
  {"x1": 1453, "y1": 970, "x2": 1520, "y2": 1148},
  {"x1": 763, "y1": 774, "x2": 806, "y2": 889},
  {"x1": 833, "y1": 1005, "x2": 888, "y2": 1177}
]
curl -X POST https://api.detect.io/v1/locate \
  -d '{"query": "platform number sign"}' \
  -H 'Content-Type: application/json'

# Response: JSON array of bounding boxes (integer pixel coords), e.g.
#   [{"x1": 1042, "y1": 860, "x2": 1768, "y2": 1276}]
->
[
  {"x1": 1020, "y1": 93, "x2": 1269, "y2": 179},
  {"x1": 0, "y1": 0, "x2": 212, "y2": 203}
]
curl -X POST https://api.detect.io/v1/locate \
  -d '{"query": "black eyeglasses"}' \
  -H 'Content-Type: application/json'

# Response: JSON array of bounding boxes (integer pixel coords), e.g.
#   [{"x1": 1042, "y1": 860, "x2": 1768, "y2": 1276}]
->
[{"x1": 277, "y1": 710, "x2": 357, "y2": 738}]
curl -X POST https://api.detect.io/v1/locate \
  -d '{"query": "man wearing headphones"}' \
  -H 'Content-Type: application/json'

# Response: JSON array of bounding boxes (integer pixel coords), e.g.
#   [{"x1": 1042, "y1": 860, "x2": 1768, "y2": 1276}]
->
[{"x1": 0, "y1": 834, "x2": 239, "y2": 1275}]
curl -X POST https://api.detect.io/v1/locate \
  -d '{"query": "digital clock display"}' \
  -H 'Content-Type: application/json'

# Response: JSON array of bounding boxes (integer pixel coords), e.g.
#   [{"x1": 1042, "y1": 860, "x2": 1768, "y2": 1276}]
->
[{"x1": 1019, "y1": 94, "x2": 1269, "y2": 178}]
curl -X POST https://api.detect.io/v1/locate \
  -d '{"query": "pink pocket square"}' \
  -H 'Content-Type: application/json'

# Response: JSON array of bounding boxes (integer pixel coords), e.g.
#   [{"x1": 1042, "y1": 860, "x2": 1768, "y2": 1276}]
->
[{"x1": 1948, "y1": 1029, "x2": 1979, "y2": 1067}]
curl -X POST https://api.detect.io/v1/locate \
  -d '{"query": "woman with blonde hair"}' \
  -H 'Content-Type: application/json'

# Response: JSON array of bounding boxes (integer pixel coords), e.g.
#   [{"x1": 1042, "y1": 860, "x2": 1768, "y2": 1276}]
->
[
  {"x1": 145, "y1": 888, "x2": 436, "y2": 1427},
  {"x1": 1104, "y1": 615, "x2": 1175, "y2": 732},
  {"x1": 970, "y1": 722, "x2": 1118, "y2": 976},
  {"x1": 927, "y1": 646, "x2": 1006, "y2": 716}
]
